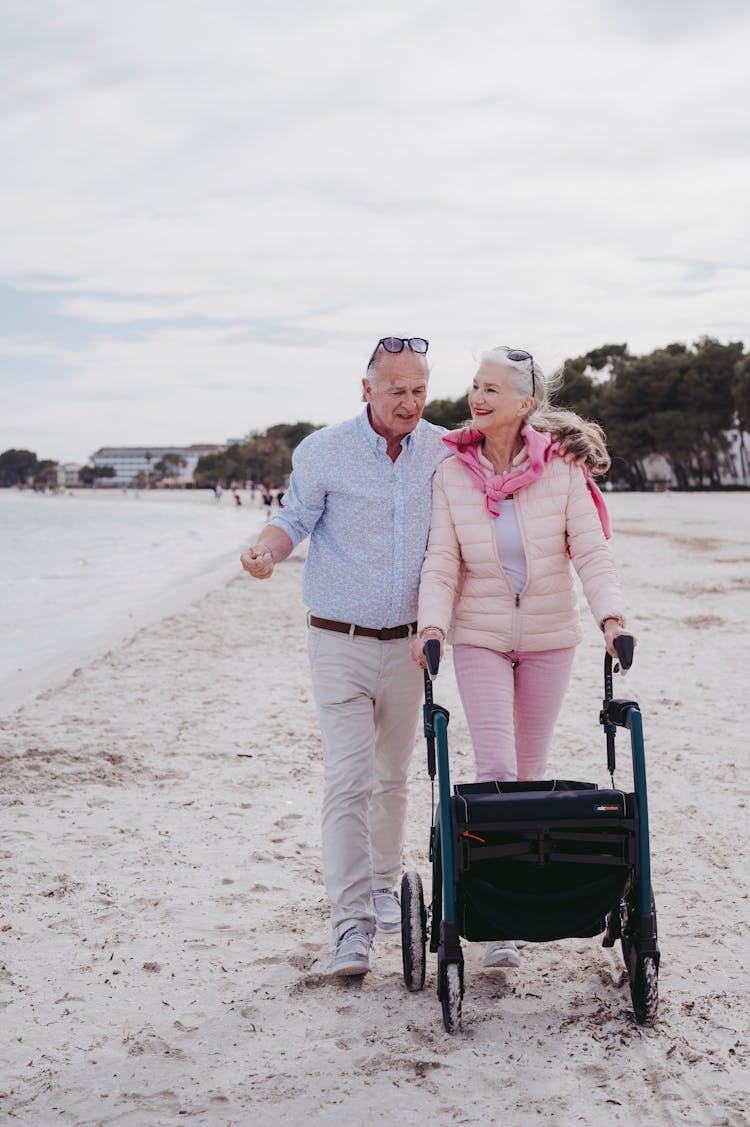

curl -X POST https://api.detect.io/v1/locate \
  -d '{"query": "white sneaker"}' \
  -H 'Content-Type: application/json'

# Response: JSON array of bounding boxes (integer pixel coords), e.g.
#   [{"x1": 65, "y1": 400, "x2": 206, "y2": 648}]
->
[
  {"x1": 483, "y1": 939, "x2": 521, "y2": 969},
  {"x1": 372, "y1": 888, "x2": 401, "y2": 932},
  {"x1": 330, "y1": 927, "x2": 372, "y2": 976}
]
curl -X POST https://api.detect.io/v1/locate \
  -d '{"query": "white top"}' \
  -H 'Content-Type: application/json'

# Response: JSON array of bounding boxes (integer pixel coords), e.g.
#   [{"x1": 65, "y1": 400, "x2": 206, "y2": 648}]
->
[{"x1": 493, "y1": 498, "x2": 527, "y2": 595}]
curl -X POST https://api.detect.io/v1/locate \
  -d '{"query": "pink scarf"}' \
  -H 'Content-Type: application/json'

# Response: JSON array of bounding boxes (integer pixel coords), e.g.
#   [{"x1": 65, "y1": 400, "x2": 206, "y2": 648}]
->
[{"x1": 442, "y1": 424, "x2": 611, "y2": 539}]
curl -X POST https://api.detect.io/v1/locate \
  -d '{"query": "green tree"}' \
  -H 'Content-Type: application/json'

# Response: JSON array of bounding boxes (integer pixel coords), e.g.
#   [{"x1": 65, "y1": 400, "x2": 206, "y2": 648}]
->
[
  {"x1": 554, "y1": 357, "x2": 602, "y2": 419},
  {"x1": 599, "y1": 339, "x2": 742, "y2": 487},
  {"x1": 192, "y1": 447, "x2": 247, "y2": 487},
  {"x1": 194, "y1": 422, "x2": 320, "y2": 487},
  {"x1": 241, "y1": 436, "x2": 295, "y2": 485},
  {"x1": 0, "y1": 448, "x2": 39, "y2": 486},
  {"x1": 422, "y1": 394, "x2": 470, "y2": 429},
  {"x1": 733, "y1": 354, "x2": 750, "y2": 481},
  {"x1": 584, "y1": 343, "x2": 629, "y2": 371},
  {"x1": 265, "y1": 422, "x2": 321, "y2": 449},
  {"x1": 78, "y1": 465, "x2": 116, "y2": 485},
  {"x1": 683, "y1": 336, "x2": 742, "y2": 485},
  {"x1": 33, "y1": 460, "x2": 59, "y2": 487},
  {"x1": 734, "y1": 354, "x2": 750, "y2": 426},
  {"x1": 154, "y1": 453, "x2": 188, "y2": 481}
]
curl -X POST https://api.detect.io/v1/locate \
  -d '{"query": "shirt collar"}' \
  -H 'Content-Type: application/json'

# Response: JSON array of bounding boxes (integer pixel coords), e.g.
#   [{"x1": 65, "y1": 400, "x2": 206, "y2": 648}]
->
[{"x1": 360, "y1": 406, "x2": 417, "y2": 452}]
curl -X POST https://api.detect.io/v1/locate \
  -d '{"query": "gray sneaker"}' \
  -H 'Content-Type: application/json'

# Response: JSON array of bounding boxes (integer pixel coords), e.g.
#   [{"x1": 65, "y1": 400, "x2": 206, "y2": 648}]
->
[
  {"x1": 483, "y1": 939, "x2": 521, "y2": 969},
  {"x1": 372, "y1": 888, "x2": 401, "y2": 932},
  {"x1": 330, "y1": 927, "x2": 373, "y2": 976}
]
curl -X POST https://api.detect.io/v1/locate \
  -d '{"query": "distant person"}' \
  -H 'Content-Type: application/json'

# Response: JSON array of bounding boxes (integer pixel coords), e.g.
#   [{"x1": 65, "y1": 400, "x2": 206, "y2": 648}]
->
[
  {"x1": 262, "y1": 490, "x2": 273, "y2": 519},
  {"x1": 214, "y1": 484, "x2": 223, "y2": 501},
  {"x1": 240, "y1": 335, "x2": 593, "y2": 978},
  {"x1": 233, "y1": 490, "x2": 242, "y2": 506},
  {"x1": 275, "y1": 490, "x2": 284, "y2": 508},
  {"x1": 411, "y1": 345, "x2": 632, "y2": 971}
]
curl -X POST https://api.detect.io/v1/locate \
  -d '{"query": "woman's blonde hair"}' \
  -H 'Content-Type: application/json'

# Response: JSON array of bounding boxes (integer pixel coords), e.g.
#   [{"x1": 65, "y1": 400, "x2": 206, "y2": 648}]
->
[{"x1": 480, "y1": 348, "x2": 611, "y2": 476}]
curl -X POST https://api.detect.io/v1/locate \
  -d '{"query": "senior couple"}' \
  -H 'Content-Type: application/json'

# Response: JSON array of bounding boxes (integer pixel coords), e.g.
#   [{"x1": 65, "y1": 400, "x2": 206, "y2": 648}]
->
[{"x1": 241, "y1": 335, "x2": 629, "y2": 976}]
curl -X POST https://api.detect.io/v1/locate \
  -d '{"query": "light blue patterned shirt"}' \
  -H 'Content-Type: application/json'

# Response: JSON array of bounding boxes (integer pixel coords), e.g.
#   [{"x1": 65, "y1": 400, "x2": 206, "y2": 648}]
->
[{"x1": 270, "y1": 408, "x2": 449, "y2": 628}]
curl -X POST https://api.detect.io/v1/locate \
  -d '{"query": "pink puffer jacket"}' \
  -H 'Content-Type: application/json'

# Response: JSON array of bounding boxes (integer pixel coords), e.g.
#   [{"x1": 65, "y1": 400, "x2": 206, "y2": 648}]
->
[{"x1": 417, "y1": 451, "x2": 626, "y2": 652}]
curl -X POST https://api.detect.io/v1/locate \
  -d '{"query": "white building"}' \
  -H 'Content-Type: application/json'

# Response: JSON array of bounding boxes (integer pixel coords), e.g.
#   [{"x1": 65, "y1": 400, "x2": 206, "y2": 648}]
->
[
  {"x1": 57, "y1": 462, "x2": 83, "y2": 487},
  {"x1": 90, "y1": 444, "x2": 225, "y2": 486}
]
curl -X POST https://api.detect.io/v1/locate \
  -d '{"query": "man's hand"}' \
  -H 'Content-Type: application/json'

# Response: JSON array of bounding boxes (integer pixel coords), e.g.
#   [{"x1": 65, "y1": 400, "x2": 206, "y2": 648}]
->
[
  {"x1": 240, "y1": 545, "x2": 275, "y2": 579},
  {"x1": 550, "y1": 422, "x2": 589, "y2": 465}
]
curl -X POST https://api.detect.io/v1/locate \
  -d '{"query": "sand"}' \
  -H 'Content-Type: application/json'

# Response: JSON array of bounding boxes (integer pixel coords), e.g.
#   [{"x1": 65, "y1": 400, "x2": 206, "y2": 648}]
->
[{"x1": 1, "y1": 492, "x2": 748, "y2": 1126}]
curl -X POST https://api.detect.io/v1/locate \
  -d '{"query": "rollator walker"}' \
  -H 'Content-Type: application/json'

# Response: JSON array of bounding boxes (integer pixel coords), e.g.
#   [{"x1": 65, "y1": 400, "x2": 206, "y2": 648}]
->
[{"x1": 400, "y1": 636, "x2": 660, "y2": 1032}]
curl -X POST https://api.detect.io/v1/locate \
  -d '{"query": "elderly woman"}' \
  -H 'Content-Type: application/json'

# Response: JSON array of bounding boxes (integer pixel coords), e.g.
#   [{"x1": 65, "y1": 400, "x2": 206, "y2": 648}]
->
[{"x1": 412, "y1": 346, "x2": 630, "y2": 969}]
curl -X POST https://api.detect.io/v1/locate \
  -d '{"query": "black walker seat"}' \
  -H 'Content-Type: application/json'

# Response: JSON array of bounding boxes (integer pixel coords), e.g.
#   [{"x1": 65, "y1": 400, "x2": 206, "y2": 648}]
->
[{"x1": 401, "y1": 635, "x2": 660, "y2": 1033}]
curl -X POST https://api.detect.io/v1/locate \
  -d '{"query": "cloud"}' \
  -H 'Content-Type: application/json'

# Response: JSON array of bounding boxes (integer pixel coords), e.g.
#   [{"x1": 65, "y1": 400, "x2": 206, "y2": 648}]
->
[
  {"x1": 602, "y1": 0, "x2": 750, "y2": 42},
  {"x1": 0, "y1": 0, "x2": 749, "y2": 461}
]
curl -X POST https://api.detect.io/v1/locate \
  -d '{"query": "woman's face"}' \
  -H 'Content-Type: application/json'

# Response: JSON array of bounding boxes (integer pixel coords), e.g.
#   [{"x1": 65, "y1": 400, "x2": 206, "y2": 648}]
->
[{"x1": 468, "y1": 361, "x2": 531, "y2": 435}]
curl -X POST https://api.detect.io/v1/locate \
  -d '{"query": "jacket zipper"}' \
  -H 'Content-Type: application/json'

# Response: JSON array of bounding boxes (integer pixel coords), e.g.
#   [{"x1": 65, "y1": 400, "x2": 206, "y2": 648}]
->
[
  {"x1": 510, "y1": 498, "x2": 532, "y2": 650},
  {"x1": 511, "y1": 592, "x2": 521, "y2": 650},
  {"x1": 490, "y1": 495, "x2": 528, "y2": 651}
]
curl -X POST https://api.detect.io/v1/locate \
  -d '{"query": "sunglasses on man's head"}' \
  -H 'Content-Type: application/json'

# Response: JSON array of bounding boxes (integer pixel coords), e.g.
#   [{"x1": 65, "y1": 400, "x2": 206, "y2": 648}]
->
[
  {"x1": 367, "y1": 336, "x2": 429, "y2": 369},
  {"x1": 492, "y1": 345, "x2": 536, "y2": 398}
]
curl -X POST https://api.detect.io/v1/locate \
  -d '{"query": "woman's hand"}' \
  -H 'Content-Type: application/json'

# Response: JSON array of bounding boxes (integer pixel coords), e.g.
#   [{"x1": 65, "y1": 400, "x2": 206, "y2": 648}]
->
[
  {"x1": 410, "y1": 627, "x2": 445, "y2": 667},
  {"x1": 602, "y1": 618, "x2": 635, "y2": 659},
  {"x1": 240, "y1": 545, "x2": 275, "y2": 579}
]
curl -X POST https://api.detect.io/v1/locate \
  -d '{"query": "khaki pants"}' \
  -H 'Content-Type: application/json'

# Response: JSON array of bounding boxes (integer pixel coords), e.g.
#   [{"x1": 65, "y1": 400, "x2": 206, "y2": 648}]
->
[{"x1": 307, "y1": 626, "x2": 422, "y2": 940}]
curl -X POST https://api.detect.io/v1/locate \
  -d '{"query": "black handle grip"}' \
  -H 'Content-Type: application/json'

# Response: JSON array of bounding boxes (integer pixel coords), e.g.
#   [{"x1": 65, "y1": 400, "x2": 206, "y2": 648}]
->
[
  {"x1": 614, "y1": 633, "x2": 635, "y2": 670},
  {"x1": 424, "y1": 639, "x2": 441, "y2": 678}
]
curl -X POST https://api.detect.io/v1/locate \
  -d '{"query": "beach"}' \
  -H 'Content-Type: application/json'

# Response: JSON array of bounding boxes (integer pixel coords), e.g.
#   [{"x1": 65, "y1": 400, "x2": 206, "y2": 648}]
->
[{"x1": 1, "y1": 491, "x2": 748, "y2": 1126}]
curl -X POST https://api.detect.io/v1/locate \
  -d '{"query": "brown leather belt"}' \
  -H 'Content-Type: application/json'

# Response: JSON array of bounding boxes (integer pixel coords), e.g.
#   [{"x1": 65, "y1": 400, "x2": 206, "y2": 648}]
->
[{"x1": 309, "y1": 615, "x2": 417, "y2": 641}]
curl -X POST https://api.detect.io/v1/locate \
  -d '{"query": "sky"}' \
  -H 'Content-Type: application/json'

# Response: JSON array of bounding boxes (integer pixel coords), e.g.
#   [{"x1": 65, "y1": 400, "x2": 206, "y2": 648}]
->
[{"x1": 1, "y1": 0, "x2": 749, "y2": 464}]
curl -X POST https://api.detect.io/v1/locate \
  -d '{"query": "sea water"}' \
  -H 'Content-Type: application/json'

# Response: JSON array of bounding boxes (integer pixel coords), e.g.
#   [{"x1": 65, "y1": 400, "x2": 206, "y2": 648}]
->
[{"x1": 0, "y1": 488, "x2": 264, "y2": 714}]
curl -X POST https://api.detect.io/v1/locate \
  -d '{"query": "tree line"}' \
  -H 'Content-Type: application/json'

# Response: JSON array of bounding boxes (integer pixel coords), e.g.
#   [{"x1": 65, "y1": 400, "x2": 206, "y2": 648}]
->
[
  {"x1": 4, "y1": 337, "x2": 748, "y2": 490},
  {"x1": 422, "y1": 337, "x2": 750, "y2": 488},
  {"x1": 0, "y1": 449, "x2": 62, "y2": 488},
  {"x1": 192, "y1": 423, "x2": 321, "y2": 488}
]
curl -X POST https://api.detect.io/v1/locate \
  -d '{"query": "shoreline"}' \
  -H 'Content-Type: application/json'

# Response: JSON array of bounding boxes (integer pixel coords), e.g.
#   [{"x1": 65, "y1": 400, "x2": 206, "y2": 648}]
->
[
  {"x1": 0, "y1": 495, "x2": 267, "y2": 717},
  {"x1": 0, "y1": 551, "x2": 250, "y2": 718},
  {"x1": 0, "y1": 486, "x2": 268, "y2": 504},
  {"x1": 1, "y1": 494, "x2": 748, "y2": 1124}
]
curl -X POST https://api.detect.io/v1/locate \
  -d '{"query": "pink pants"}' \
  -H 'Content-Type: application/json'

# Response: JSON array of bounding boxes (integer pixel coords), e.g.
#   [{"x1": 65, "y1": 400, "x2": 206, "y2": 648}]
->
[{"x1": 452, "y1": 644, "x2": 577, "y2": 783}]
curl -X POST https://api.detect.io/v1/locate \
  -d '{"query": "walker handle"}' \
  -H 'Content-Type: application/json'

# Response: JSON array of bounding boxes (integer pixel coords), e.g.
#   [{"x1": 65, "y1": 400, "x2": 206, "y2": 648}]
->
[
  {"x1": 614, "y1": 633, "x2": 635, "y2": 671},
  {"x1": 604, "y1": 633, "x2": 635, "y2": 703},
  {"x1": 424, "y1": 639, "x2": 441, "y2": 679}
]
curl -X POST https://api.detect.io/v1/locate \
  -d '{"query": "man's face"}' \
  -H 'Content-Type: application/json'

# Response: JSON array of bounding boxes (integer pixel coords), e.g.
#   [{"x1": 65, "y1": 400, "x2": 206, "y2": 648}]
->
[{"x1": 362, "y1": 351, "x2": 429, "y2": 440}]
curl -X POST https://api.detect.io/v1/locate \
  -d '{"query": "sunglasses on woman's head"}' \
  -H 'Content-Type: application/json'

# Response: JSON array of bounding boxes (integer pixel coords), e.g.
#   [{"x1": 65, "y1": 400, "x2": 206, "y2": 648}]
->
[
  {"x1": 492, "y1": 346, "x2": 536, "y2": 398},
  {"x1": 367, "y1": 336, "x2": 429, "y2": 368}
]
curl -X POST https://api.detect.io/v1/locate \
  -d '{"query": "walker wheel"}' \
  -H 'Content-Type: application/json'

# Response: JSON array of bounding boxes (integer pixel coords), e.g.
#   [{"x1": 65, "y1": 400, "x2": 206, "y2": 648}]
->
[
  {"x1": 620, "y1": 886, "x2": 659, "y2": 1024},
  {"x1": 401, "y1": 871, "x2": 427, "y2": 992},
  {"x1": 441, "y1": 962, "x2": 463, "y2": 1033},
  {"x1": 631, "y1": 955, "x2": 659, "y2": 1025}
]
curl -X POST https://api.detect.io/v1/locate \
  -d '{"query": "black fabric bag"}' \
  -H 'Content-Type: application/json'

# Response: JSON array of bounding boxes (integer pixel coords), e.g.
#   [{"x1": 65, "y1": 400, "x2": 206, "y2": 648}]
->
[
  {"x1": 451, "y1": 779, "x2": 636, "y2": 942},
  {"x1": 457, "y1": 860, "x2": 630, "y2": 941}
]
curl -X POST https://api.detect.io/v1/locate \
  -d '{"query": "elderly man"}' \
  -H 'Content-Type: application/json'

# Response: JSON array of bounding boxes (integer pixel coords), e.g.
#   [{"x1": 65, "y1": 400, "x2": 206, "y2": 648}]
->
[{"x1": 241, "y1": 336, "x2": 448, "y2": 976}]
